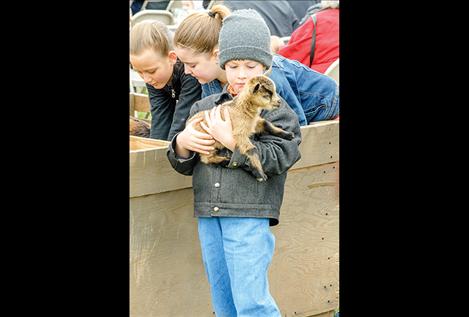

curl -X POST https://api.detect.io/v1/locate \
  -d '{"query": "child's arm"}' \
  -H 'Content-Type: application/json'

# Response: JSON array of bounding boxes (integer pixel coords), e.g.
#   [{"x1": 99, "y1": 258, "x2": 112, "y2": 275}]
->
[
  {"x1": 269, "y1": 71, "x2": 308, "y2": 126},
  {"x1": 147, "y1": 85, "x2": 173, "y2": 140},
  {"x1": 175, "y1": 117, "x2": 215, "y2": 157},
  {"x1": 166, "y1": 101, "x2": 215, "y2": 176},
  {"x1": 167, "y1": 74, "x2": 202, "y2": 141}
]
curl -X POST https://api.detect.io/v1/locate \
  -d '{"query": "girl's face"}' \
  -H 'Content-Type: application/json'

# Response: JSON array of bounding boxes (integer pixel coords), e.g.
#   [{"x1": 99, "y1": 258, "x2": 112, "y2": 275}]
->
[
  {"x1": 130, "y1": 49, "x2": 177, "y2": 89},
  {"x1": 224, "y1": 60, "x2": 265, "y2": 94},
  {"x1": 175, "y1": 47, "x2": 221, "y2": 84}
]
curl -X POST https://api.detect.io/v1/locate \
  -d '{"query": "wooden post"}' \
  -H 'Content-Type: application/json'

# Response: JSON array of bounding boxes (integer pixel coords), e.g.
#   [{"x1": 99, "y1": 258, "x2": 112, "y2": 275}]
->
[{"x1": 129, "y1": 92, "x2": 151, "y2": 117}]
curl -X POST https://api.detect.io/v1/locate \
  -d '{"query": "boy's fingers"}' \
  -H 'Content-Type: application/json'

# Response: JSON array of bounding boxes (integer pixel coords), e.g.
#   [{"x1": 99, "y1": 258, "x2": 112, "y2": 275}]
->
[
  {"x1": 192, "y1": 129, "x2": 213, "y2": 140},
  {"x1": 215, "y1": 106, "x2": 222, "y2": 121},
  {"x1": 200, "y1": 121, "x2": 210, "y2": 134},
  {"x1": 211, "y1": 107, "x2": 216, "y2": 122},
  {"x1": 223, "y1": 107, "x2": 231, "y2": 123},
  {"x1": 204, "y1": 111, "x2": 212, "y2": 127},
  {"x1": 190, "y1": 116, "x2": 204, "y2": 125},
  {"x1": 192, "y1": 144, "x2": 215, "y2": 154},
  {"x1": 198, "y1": 138, "x2": 215, "y2": 145},
  {"x1": 187, "y1": 118, "x2": 213, "y2": 139}
]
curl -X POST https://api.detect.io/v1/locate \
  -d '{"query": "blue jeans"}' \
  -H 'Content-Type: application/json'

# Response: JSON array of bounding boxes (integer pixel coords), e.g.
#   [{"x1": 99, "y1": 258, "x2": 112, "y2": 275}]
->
[{"x1": 198, "y1": 217, "x2": 281, "y2": 317}]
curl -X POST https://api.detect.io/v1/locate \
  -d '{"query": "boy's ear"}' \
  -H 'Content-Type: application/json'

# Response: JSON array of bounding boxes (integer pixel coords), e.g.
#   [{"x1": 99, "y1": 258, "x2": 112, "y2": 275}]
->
[
  {"x1": 213, "y1": 49, "x2": 220, "y2": 65},
  {"x1": 168, "y1": 51, "x2": 178, "y2": 64}
]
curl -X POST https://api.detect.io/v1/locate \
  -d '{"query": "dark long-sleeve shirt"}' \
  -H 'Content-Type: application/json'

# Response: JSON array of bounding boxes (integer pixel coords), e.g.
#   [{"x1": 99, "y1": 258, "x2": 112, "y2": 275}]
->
[{"x1": 146, "y1": 59, "x2": 202, "y2": 141}]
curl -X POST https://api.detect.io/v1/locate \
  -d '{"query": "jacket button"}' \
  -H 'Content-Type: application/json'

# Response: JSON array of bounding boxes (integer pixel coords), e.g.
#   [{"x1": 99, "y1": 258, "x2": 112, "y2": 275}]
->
[
  {"x1": 213, "y1": 207, "x2": 219, "y2": 212},
  {"x1": 214, "y1": 182, "x2": 220, "y2": 188}
]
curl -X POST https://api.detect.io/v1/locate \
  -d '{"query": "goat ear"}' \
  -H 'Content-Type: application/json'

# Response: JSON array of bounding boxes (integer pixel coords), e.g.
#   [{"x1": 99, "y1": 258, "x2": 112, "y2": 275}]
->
[{"x1": 252, "y1": 83, "x2": 261, "y2": 94}]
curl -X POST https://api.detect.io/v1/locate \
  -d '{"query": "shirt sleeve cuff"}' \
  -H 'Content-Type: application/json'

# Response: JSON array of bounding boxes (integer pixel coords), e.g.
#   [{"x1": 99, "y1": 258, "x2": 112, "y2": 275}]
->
[{"x1": 168, "y1": 133, "x2": 196, "y2": 163}]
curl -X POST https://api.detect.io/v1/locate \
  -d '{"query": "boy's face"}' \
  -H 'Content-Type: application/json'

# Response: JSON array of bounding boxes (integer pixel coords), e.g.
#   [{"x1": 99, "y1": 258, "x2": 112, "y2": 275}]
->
[
  {"x1": 224, "y1": 60, "x2": 265, "y2": 94},
  {"x1": 130, "y1": 49, "x2": 176, "y2": 89},
  {"x1": 175, "y1": 47, "x2": 221, "y2": 84}
]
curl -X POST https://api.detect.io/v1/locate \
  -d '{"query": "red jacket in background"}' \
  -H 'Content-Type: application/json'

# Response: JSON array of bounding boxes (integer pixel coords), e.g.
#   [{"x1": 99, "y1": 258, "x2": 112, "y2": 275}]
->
[{"x1": 278, "y1": 8, "x2": 339, "y2": 74}]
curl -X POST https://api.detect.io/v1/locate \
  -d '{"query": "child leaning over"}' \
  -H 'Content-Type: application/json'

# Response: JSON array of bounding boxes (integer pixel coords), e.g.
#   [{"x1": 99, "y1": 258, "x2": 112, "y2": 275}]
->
[
  {"x1": 166, "y1": 9, "x2": 302, "y2": 317},
  {"x1": 174, "y1": 5, "x2": 339, "y2": 126},
  {"x1": 130, "y1": 20, "x2": 201, "y2": 141}
]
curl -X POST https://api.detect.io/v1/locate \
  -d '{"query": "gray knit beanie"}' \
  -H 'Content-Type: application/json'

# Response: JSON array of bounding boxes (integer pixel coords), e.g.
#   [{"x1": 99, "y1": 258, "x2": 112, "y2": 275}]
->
[{"x1": 218, "y1": 9, "x2": 272, "y2": 70}]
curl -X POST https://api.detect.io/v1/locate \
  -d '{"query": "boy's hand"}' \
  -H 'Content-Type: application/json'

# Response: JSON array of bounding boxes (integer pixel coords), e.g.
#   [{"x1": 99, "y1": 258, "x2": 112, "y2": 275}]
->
[
  {"x1": 201, "y1": 106, "x2": 236, "y2": 151},
  {"x1": 176, "y1": 117, "x2": 215, "y2": 157}
]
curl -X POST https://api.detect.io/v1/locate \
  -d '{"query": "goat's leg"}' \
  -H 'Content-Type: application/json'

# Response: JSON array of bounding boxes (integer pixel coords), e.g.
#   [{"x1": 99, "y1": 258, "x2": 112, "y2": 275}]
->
[
  {"x1": 236, "y1": 139, "x2": 267, "y2": 182},
  {"x1": 255, "y1": 118, "x2": 294, "y2": 140}
]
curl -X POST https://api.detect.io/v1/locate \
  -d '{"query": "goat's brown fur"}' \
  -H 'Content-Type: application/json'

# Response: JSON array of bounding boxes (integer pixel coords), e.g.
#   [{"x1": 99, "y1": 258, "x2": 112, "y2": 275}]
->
[
  {"x1": 130, "y1": 116, "x2": 151, "y2": 138},
  {"x1": 187, "y1": 75, "x2": 294, "y2": 181}
]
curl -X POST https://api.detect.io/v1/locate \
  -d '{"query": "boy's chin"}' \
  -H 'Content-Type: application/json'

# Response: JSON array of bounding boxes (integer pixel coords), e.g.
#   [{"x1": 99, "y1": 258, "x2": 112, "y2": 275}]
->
[
  {"x1": 151, "y1": 83, "x2": 166, "y2": 89},
  {"x1": 232, "y1": 83, "x2": 245, "y2": 93},
  {"x1": 196, "y1": 78, "x2": 208, "y2": 84}
]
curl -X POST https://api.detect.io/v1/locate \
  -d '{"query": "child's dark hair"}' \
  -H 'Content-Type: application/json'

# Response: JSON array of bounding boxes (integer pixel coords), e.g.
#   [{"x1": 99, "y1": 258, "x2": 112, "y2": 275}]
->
[
  {"x1": 130, "y1": 20, "x2": 173, "y2": 56},
  {"x1": 173, "y1": 4, "x2": 231, "y2": 54}
]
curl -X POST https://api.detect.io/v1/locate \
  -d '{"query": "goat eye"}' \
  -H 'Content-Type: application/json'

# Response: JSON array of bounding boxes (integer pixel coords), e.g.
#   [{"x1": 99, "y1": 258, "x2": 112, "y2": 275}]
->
[{"x1": 263, "y1": 95, "x2": 270, "y2": 99}]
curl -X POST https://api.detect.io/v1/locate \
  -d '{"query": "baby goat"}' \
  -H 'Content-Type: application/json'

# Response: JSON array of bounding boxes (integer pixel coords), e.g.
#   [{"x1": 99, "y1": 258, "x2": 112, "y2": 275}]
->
[{"x1": 188, "y1": 75, "x2": 294, "y2": 181}]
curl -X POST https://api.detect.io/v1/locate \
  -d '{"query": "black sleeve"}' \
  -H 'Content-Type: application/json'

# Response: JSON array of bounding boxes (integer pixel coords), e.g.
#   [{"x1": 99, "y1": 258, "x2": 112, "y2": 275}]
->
[
  {"x1": 167, "y1": 73, "x2": 202, "y2": 141},
  {"x1": 147, "y1": 84, "x2": 174, "y2": 141},
  {"x1": 166, "y1": 132, "x2": 198, "y2": 176}
]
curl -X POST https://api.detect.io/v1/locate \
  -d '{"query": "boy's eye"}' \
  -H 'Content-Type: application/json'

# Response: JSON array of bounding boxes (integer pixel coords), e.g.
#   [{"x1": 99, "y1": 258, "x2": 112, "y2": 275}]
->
[
  {"x1": 247, "y1": 65, "x2": 257, "y2": 69},
  {"x1": 148, "y1": 69, "x2": 157, "y2": 74}
]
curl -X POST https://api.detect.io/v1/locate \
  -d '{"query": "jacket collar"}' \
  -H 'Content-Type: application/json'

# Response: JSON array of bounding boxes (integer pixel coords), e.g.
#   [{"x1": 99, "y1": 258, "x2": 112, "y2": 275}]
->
[{"x1": 213, "y1": 83, "x2": 233, "y2": 105}]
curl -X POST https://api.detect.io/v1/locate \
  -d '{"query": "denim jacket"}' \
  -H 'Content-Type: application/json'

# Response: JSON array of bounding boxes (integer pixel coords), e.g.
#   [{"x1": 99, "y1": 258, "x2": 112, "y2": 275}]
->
[
  {"x1": 202, "y1": 54, "x2": 339, "y2": 126},
  {"x1": 167, "y1": 85, "x2": 302, "y2": 226}
]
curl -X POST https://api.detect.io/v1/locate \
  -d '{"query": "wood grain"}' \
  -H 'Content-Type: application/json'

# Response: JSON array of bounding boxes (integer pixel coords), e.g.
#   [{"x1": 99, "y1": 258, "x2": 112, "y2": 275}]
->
[
  {"x1": 130, "y1": 135, "x2": 169, "y2": 151},
  {"x1": 129, "y1": 121, "x2": 340, "y2": 316}
]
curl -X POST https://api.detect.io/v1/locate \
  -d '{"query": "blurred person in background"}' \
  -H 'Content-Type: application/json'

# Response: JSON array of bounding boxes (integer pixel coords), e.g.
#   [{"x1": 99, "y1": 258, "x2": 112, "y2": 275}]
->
[
  {"x1": 288, "y1": 0, "x2": 319, "y2": 25},
  {"x1": 223, "y1": 0, "x2": 299, "y2": 37},
  {"x1": 130, "y1": 0, "x2": 171, "y2": 15},
  {"x1": 278, "y1": 0, "x2": 339, "y2": 73}
]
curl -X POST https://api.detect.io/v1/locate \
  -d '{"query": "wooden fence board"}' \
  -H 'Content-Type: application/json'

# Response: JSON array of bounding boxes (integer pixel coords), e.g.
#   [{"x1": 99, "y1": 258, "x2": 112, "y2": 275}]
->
[
  {"x1": 129, "y1": 120, "x2": 340, "y2": 317},
  {"x1": 130, "y1": 121, "x2": 339, "y2": 198}
]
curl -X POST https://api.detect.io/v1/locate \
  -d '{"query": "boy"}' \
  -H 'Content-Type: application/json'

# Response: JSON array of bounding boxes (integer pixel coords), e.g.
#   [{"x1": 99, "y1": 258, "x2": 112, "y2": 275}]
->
[{"x1": 167, "y1": 9, "x2": 302, "y2": 317}]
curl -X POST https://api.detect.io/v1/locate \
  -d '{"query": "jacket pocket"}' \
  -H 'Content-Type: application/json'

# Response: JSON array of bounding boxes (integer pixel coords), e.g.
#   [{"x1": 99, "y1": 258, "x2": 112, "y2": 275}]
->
[{"x1": 219, "y1": 167, "x2": 258, "y2": 204}]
